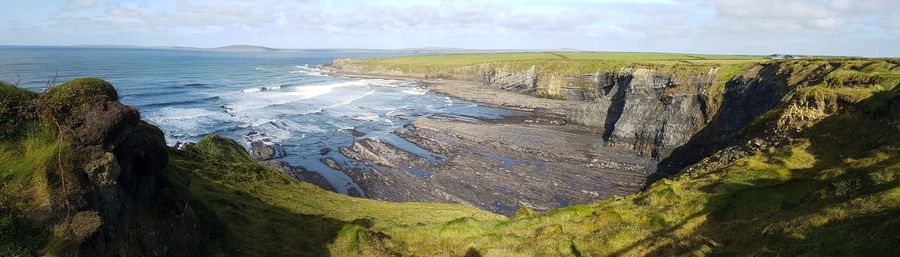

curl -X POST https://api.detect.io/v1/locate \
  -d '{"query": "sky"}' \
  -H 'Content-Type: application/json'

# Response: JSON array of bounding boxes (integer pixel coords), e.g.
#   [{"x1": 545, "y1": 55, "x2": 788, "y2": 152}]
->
[{"x1": 1, "y1": 0, "x2": 899, "y2": 56}]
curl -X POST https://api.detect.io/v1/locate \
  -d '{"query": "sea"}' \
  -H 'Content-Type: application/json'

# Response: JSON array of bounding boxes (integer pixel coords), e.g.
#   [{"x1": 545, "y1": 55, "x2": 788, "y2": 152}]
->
[{"x1": 0, "y1": 46, "x2": 520, "y2": 194}]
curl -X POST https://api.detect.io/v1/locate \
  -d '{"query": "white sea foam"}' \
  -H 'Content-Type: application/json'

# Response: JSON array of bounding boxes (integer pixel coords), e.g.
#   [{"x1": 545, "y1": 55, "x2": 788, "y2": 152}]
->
[
  {"x1": 291, "y1": 64, "x2": 328, "y2": 77},
  {"x1": 241, "y1": 87, "x2": 261, "y2": 93},
  {"x1": 240, "y1": 85, "x2": 282, "y2": 93},
  {"x1": 351, "y1": 113, "x2": 380, "y2": 121},
  {"x1": 328, "y1": 90, "x2": 375, "y2": 109},
  {"x1": 400, "y1": 88, "x2": 429, "y2": 95},
  {"x1": 225, "y1": 79, "x2": 373, "y2": 112},
  {"x1": 151, "y1": 107, "x2": 224, "y2": 121},
  {"x1": 146, "y1": 107, "x2": 240, "y2": 145}
]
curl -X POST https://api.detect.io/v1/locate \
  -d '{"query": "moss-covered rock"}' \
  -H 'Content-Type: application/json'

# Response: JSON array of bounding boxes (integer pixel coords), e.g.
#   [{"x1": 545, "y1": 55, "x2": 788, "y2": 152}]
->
[
  {"x1": 0, "y1": 82, "x2": 39, "y2": 140},
  {"x1": 40, "y1": 78, "x2": 118, "y2": 123}
]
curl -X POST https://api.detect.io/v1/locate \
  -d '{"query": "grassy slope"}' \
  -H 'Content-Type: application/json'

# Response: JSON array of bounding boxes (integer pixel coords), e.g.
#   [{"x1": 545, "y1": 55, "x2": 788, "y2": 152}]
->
[
  {"x1": 0, "y1": 83, "x2": 57, "y2": 257},
  {"x1": 165, "y1": 136, "x2": 503, "y2": 257},
  {"x1": 167, "y1": 95, "x2": 899, "y2": 257},
  {"x1": 0, "y1": 125, "x2": 57, "y2": 257}
]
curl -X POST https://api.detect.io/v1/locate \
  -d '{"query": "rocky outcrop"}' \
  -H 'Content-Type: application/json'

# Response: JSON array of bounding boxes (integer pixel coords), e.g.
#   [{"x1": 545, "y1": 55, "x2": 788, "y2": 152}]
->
[
  {"x1": 479, "y1": 65, "x2": 538, "y2": 94},
  {"x1": 36, "y1": 78, "x2": 208, "y2": 256},
  {"x1": 250, "y1": 140, "x2": 285, "y2": 160},
  {"x1": 564, "y1": 68, "x2": 716, "y2": 160},
  {"x1": 339, "y1": 139, "x2": 432, "y2": 169}
]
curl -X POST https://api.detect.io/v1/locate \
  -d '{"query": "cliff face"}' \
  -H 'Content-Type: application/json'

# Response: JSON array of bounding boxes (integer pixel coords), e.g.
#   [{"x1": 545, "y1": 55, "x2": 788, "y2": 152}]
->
[
  {"x1": 344, "y1": 62, "x2": 722, "y2": 161},
  {"x1": 561, "y1": 68, "x2": 716, "y2": 160},
  {"x1": 330, "y1": 58, "x2": 898, "y2": 171}
]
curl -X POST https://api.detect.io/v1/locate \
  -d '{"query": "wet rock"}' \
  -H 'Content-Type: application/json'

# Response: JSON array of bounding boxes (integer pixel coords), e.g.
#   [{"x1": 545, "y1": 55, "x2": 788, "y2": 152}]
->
[
  {"x1": 250, "y1": 141, "x2": 284, "y2": 160},
  {"x1": 347, "y1": 128, "x2": 367, "y2": 137},
  {"x1": 344, "y1": 118, "x2": 655, "y2": 216},
  {"x1": 320, "y1": 147, "x2": 332, "y2": 155},
  {"x1": 174, "y1": 141, "x2": 196, "y2": 150},
  {"x1": 321, "y1": 157, "x2": 343, "y2": 170},
  {"x1": 339, "y1": 139, "x2": 431, "y2": 168},
  {"x1": 346, "y1": 184, "x2": 364, "y2": 198},
  {"x1": 259, "y1": 160, "x2": 337, "y2": 192}
]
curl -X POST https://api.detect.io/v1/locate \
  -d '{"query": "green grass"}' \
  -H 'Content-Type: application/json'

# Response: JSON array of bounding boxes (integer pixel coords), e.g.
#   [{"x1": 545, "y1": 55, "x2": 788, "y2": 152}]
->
[
  {"x1": 0, "y1": 124, "x2": 58, "y2": 257},
  {"x1": 333, "y1": 51, "x2": 768, "y2": 99},
  {"x1": 166, "y1": 110, "x2": 899, "y2": 256},
  {"x1": 165, "y1": 136, "x2": 503, "y2": 256}
]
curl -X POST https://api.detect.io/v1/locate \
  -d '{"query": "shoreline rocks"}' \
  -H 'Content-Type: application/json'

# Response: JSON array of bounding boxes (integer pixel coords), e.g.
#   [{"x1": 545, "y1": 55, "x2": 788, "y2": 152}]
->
[{"x1": 250, "y1": 140, "x2": 285, "y2": 160}]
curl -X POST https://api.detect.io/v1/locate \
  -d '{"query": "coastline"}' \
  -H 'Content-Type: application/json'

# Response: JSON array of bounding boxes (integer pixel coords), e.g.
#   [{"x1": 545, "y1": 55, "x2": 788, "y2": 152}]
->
[
  {"x1": 321, "y1": 67, "x2": 656, "y2": 215},
  {"x1": 323, "y1": 68, "x2": 575, "y2": 115}
]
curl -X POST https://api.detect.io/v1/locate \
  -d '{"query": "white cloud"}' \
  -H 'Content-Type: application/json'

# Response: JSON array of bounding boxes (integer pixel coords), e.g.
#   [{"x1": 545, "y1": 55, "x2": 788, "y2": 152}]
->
[
  {"x1": 67, "y1": 0, "x2": 98, "y2": 8},
  {"x1": 5, "y1": 0, "x2": 897, "y2": 56}
]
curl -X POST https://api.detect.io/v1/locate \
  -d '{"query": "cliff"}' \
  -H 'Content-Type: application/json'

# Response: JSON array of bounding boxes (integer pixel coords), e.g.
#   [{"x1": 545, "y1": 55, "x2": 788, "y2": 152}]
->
[
  {"x1": 330, "y1": 54, "x2": 752, "y2": 162},
  {"x1": 330, "y1": 55, "x2": 899, "y2": 173}
]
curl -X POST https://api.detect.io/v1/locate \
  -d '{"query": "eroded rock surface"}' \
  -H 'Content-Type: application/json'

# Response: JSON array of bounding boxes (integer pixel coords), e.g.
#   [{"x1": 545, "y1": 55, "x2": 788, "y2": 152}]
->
[{"x1": 338, "y1": 118, "x2": 653, "y2": 215}]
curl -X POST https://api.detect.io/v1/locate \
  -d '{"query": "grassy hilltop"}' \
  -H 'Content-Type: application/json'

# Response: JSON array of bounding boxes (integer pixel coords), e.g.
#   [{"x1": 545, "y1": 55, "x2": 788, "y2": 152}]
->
[
  {"x1": 2, "y1": 53, "x2": 900, "y2": 256},
  {"x1": 331, "y1": 52, "x2": 767, "y2": 99}
]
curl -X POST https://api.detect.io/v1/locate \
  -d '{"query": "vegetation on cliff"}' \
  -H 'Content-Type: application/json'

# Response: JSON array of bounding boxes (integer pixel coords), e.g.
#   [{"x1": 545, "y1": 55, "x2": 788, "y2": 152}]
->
[
  {"x1": 331, "y1": 52, "x2": 766, "y2": 99},
  {"x1": 2, "y1": 55, "x2": 899, "y2": 256}
]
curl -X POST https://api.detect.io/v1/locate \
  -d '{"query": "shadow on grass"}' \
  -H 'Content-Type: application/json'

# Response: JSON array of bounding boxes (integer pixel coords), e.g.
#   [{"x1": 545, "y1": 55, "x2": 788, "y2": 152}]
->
[
  {"x1": 612, "y1": 111, "x2": 900, "y2": 256},
  {"x1": 194, "y1": 175, "x2": 346, "y2": 257},
  {"x1": 165, "y1": 147, "x2": 350, "y2": 257}
]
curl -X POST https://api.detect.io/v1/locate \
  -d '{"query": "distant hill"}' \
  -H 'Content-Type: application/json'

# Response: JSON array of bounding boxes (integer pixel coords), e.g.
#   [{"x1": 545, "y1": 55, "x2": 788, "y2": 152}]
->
[{"x1": 211, "y1": 45, "x2": 277, "y2": 52}]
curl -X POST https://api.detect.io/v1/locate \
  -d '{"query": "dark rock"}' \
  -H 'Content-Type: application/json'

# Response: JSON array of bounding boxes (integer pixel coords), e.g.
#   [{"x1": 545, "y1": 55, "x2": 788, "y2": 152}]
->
[
  {"x1": 320, "y1": 147, "x2": 332, "y2": 155},
  {"x1": 250, "y1": 141, "x2": 284, "y2": 160},
  {"x1": 38, "y1": 78, "x2": 207, "y2": 257},
  {"x1": 346, "y1": 184, "x2": 364, "y2": 198},
  {"x1": 77, "y1": 101, "x2": 140, "y2": 147},
  {"x1": 347, "y1": 128, "x2": 367, "y2": 137},
  {"x1": 259, "y1": 160, "x2": 337, "y2": 192},
  {"x1": 480, "y1": 65, "x2": 538, "y2": 94},
  {"x1": 339, "y1": 139, "x2": 431, "y2": 168}
]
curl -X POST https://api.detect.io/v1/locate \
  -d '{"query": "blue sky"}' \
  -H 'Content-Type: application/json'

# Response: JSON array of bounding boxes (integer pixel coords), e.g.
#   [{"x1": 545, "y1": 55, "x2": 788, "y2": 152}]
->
[{"x1": 2, "y1": 0, "x2": 899, "y2": 56}]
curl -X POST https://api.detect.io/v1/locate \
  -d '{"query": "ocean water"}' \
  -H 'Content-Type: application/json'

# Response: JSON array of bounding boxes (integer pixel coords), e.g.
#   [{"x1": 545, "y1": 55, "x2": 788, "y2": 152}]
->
[{"x1": 0, "y1": 46, "x2": 520, "y2": 194}]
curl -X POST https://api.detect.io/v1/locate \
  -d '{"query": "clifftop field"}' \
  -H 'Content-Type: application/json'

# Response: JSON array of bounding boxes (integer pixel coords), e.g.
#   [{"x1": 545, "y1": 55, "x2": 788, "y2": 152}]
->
[
  {"x1": 334, "y1": 52, "x2": 767, "y2": 68},
  {"x1": 331, "y1": 52, "x2": 768, "y2": 97},
  {"x1": 2, "y1": 52, "x2": 900, "y2": 256}
]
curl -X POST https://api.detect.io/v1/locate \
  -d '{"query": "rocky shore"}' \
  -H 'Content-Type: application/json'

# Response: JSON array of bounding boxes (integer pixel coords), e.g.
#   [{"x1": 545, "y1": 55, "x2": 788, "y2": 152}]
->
[
  {"x1": 346, "y1": 118, "x2": 653, "y2": 214},
  {"x1": 321, "y1": 68, "x2": 661, "y2": 215}
]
